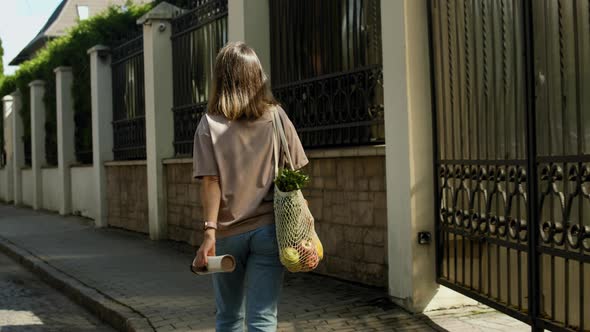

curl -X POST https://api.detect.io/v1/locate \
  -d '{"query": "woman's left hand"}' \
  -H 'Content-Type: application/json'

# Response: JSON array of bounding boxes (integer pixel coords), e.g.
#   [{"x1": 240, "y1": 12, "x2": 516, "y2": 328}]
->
[{"x1": 194, "y1": 232, "x2": 216, "y2": 268}]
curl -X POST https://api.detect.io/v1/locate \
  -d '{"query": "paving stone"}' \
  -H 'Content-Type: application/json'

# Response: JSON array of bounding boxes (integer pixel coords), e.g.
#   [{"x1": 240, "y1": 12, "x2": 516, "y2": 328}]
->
[
  {"x1": 0, "y1": 204, "x2": 537, "y2": 332},
  {"x1": 0, "y1": 251, "x2": 114, "y2": 331}
]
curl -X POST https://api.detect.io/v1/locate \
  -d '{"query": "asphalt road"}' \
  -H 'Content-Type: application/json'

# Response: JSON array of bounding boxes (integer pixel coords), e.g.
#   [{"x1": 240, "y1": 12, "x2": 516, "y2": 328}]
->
[{"x1": 0, "y1": 251, "x2": 115, "y2": 332}]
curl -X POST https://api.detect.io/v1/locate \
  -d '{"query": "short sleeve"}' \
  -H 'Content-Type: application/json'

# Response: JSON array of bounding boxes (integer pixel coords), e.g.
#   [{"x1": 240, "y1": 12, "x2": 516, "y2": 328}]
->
[
  {"x1": 278, "y1": 107, "x2": 309, "y2": 170},
  {"x1": 192, "y1": 116, "x2": 219, "y2": 179}
]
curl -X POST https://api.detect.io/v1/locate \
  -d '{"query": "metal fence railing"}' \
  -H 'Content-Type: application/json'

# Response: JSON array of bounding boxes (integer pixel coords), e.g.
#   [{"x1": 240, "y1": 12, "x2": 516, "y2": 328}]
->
[
  {"x1": 23, "y1": 136, "x2": 31, "y2": 166},
  {"x1": 0, "y1": 148, "x2": 6, "y2": 168},
  {"x1": 269, "y1": 0, "x2": 384, "y2": 148},
  {"x1": 74, "y1": 107, "x2": 93, "y2": 164},
  {"x1": 111, "y1": 32, "x2": 146, "y2": 161},
  {"x1": 171, "y1": 0, "x2": 228, "y2": 157},
  {"x1": 45, "y1": 119, "x2": 58, "y2": 166}
]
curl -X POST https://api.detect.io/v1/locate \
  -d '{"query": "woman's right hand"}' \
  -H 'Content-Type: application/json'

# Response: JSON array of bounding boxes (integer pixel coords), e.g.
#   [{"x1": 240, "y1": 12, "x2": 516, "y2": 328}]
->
[{"x1": 194, "y1": 231, "x2": 216, "y2": 267}]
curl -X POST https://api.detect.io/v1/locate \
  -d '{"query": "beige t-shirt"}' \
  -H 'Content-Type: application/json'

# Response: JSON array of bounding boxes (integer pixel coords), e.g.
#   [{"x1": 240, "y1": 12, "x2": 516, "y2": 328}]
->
[{"x1": 192, "y1": 106, "x2": 308, "y2": 238}]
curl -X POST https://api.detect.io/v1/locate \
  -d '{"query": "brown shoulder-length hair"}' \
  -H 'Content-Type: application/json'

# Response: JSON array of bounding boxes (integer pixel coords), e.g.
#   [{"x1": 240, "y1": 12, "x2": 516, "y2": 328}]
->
[{"x1": 207, "y1": 42, "x2": 277, "y2": 120}]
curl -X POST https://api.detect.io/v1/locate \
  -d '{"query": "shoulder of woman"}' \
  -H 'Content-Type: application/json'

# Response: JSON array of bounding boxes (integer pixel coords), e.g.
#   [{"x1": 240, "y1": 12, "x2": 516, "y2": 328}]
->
[
  {"x1": 274, "y1": 104, "x2": 290, "y2": 121},
  {"x1": 195, "y1": 114, "x2": 211, "y2": 136}
]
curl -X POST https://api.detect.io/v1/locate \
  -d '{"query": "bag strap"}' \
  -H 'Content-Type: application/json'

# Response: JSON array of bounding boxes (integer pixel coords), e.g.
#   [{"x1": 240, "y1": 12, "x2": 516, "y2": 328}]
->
[{"x1": 271, "y1": 107, "x2": 294, "y2": 178}]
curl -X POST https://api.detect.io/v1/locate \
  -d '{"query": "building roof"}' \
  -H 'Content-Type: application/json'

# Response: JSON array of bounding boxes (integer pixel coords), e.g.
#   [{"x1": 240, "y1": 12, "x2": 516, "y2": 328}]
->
[
  {"x1": 9, "y1": 0, "x2": 146, "y2": 66},
  {"x1": 9, "y1": 0, "x2": 67, "y2": 65}
]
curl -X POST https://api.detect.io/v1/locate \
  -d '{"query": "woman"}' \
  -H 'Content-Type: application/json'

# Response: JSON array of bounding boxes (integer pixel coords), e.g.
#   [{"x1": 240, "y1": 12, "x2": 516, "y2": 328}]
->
[{"x1": 192, "y1": 42, "x2": 308, "y2": 332}]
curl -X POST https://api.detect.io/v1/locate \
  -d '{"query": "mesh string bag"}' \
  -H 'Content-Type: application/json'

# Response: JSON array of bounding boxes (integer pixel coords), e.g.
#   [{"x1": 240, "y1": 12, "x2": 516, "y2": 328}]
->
[{"x1": 271, "y1": 108, "x2": 323, "y2": 272}]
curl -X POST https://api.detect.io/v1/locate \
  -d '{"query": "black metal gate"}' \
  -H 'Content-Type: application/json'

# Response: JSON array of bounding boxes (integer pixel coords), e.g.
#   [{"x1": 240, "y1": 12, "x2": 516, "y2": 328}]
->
[{"x1": 429, "y1": 0, "x2": 590, "y2": 331}]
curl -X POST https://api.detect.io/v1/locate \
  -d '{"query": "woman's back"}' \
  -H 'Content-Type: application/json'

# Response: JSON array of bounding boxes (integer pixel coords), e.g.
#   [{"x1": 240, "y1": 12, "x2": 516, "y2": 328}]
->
[
  {"x1": 192, "y1": 105, "x2": 307, "y2": 238},
  {"x1": 192, "y1": 42, "x2": 308, "y2": 332}
]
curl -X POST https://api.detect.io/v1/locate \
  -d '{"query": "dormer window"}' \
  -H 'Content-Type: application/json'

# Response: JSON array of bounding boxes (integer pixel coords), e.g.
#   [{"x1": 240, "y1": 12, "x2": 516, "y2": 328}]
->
[{"x1": 77, "y1": 5, "x2": 89, "y2": 20}]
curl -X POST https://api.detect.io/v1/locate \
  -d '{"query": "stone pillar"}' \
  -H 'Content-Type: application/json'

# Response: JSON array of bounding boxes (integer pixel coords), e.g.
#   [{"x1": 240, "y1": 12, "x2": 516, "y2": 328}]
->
[
  {"x1": 228, "y1": 0, "x2": 271, "y2": 77},
  {"x1": 382, "y1": 0, "x2": 437, "y2": 312},
  {"x1": 55, "y1": 67, "x2": 76, "y2": 215},
  {"x1": 2, "y1": 96, "x2": 14, "y2": 202},
  {"x1": 137, "y1": 2, "x2": 182, "y2": 240},
  {"x1": 88, "y1": 45, "x2": 113, "y2": 228},
  {"x1": 10, "y1": 91, "x2": 24, "y2": 206},
  {"x1": 30, "y1": 80, "x2": 46, "y2": 210}
]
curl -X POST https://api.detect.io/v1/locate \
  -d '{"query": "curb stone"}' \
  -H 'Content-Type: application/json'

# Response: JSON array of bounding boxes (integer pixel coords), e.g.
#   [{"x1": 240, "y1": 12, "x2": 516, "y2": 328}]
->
[{"x1": 0, "y1": 235, "x2": 155, "y2": 332}]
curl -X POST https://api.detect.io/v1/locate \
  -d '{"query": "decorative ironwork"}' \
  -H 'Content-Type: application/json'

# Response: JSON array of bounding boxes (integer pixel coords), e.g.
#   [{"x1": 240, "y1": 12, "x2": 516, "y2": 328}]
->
[
  {"x1": 0, "y1": 148, "x2": 6, "y2": 168},
  {"x1": 171, "y1": 0, "x2": 228, "y2": 38},
  {"x1": 269, "y1": 0, "x2": 382, "y2": 86},
  {"x1": 23, "y1": 136, "x2": 31, "y2": 166},
  {"x1": 74, "y1": 110, "x2": 93, "y2": 164},
  {"x1": 273, "y1": 66, "x2": 384, "y2": 148},
  {"x1": 112, "y1": 117, "x2": 146, "y2": 160},
  {"x1": 538, "y1": 163, "x2": 590, "y2": 252},
  {"x1": 45, "y1": 120, "x2": 57, "y2": 166},
  {"x1": 111, "y1": 34, "x2": 146, "y2": 161},
  {"x1": 269, "y1": 0, "x2": 384, "y2": 148},
  {"x1": 430, "y1": 0, "x2": 590, "y2": 331},
  {"x1": 171, "y1": 0, "x2": 227, "y2": 156},
  {"x1": 173, "y1": 102, "x2": 207, "y2": 156}
]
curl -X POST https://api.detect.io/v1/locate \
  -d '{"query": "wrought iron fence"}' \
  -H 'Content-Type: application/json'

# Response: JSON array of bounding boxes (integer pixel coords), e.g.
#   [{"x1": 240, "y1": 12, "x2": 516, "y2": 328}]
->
[
  {"x1": 430, "y1": 0, "x2": 590, "y2": 331},
  {"x1": 273, "y1": 65, "x2": 383, "y2": 147},
  {"x1": 0, "y1": 148, "x2": 6, "y2": 168},
  {"x1": 23, "y1": 136, "x2": 31, "y2": 166},
  {"x1": 269, "y1": 0, "x2": 384, "y2": 148},
  {"x1": 45, "y1": 120, "x2": 57, "y2": 166},
  {"x1": 171, "y1": 0, "x2": 227, "y2": 156},
  {"x1": 74, "y1": 110, "x2": 93, "y2": 164},
  {"x1": 111, "y1": 33, "x2": 146, "y2": 161}
]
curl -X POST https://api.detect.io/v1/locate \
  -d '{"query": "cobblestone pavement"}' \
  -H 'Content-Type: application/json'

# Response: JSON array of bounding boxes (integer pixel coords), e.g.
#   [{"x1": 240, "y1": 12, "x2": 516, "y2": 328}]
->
[
  {"x1": 0, "y1": 205, "x2": 531, "y2": 332},
  {"x1": 423, "y1": 306, "x2": 532, "y2": 332},
  {"x1": 0, "y1": 251, "x2": 115, "y2": 331}
]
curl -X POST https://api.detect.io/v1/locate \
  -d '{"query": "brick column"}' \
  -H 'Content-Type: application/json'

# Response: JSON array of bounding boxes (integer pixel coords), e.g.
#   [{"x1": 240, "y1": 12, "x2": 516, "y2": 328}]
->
[
  {"x1": 2, "y1": 95, "x2": 14, "y2": 202},
  {"x1": 30, "y1": 80, "x2": 46, "y2": 210},
  {"x1": 228, "y1": 0, "x2": 271, "y2": 77},
  {"x1": 88, "y1": 45, "x2": 113, "y2": 228},
  {"x1": 137, "y1": 2, "x2": 182, "y2": 240},
  {"x1": 55, "y1": 67, "x2": 76, "y2": 215},
  {"x1": 10, "y1": 91, "x2": 24, "y2": 206}
]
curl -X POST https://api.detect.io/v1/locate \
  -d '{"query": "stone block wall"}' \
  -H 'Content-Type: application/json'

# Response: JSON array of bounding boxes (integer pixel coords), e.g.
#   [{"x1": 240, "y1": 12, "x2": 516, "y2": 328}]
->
[
  {"x1": 163, "y1": 149, "x2": 387, "y2": 287},
  {"x1": 301, "y1": 155, "x2": 387, "y2": 287},
  {"x1": 165, "y1": 161, "x2": 203, "y2": 246},
  {"x1": 105, "y1": 163, "x2": 149, "y2": 234}
]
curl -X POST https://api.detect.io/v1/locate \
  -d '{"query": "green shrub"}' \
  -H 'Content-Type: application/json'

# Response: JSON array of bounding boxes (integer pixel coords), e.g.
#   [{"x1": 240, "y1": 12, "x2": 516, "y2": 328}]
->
[{"x1": 0, "y1": 3, "x2": 152, "y2": 165}]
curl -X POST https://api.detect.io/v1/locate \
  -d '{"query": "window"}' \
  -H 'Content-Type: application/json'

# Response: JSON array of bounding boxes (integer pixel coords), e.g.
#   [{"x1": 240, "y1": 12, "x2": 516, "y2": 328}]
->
[{"x1": 77, "y1": 5, "x2": 89, "y2": 20}]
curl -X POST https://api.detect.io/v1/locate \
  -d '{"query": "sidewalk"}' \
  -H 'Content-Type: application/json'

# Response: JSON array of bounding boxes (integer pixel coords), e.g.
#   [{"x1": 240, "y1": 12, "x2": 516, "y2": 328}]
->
[{"x1": 0, "y1": 204, "x2": 529, "y2": 332}]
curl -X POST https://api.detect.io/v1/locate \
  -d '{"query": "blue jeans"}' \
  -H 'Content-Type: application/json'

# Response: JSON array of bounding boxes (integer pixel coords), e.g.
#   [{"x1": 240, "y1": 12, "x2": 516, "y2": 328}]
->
[{"x1": 213, "y1": 223, "x2": 285, "y2": 332}]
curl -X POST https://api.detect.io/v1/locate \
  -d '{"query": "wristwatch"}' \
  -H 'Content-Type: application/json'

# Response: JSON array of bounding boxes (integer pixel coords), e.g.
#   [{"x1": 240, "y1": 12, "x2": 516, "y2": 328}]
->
[{"x1": 203, "y1": 221, "x2": 218, "y2": 231}]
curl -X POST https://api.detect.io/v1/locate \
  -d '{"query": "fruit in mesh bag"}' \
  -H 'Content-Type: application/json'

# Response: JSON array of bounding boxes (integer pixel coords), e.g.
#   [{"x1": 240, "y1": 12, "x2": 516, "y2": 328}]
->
[
  {"x1": 304, "y1": 251, "x2": 319, "y2": 269},
  {"x1": 296, "y1": 239, "x2": 319, "y2": 269},
  {"x1": 314, "y1": 237, "x2": 324, "y2": 260},
  {"x1": 281, "y1": 247, "x2": 300, "y2": 268},
  {"x1": 298, "y1": 239, "x2": 314, "y2": 254}
]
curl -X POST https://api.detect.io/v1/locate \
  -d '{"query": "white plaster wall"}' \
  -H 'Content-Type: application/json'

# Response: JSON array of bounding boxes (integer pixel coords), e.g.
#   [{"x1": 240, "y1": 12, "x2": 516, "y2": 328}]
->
[
  {"x1": 42, "y1": 168, "x2": 60, "y2": 212},
  {"x1": 21, "y1": 169, "x2": 33, "y2": 207},
  {"x1": 71, "y1": 166, "x2": 96, "y2": 219}
]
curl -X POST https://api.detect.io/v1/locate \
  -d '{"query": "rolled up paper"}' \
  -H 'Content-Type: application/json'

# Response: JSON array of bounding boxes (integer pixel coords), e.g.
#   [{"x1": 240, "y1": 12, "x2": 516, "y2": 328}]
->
[{"x1": 190, "y1": 255, "x2": 236, "y2": 275}]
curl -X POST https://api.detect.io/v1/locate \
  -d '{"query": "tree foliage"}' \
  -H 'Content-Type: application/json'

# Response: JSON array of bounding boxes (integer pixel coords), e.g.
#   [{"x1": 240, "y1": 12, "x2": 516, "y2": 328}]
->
[
  {"x1": 0, "y1": 37, "x2": 4, "y2": 77},
  {"x1": 0, "y1": 3, "x2": 152, "y2": 165}
]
